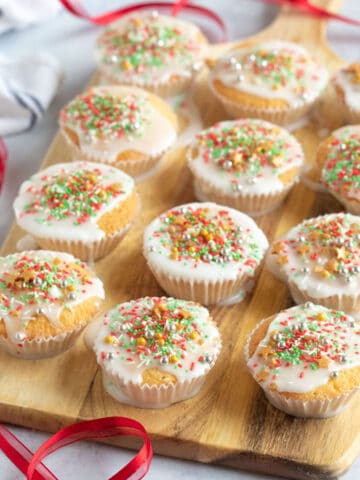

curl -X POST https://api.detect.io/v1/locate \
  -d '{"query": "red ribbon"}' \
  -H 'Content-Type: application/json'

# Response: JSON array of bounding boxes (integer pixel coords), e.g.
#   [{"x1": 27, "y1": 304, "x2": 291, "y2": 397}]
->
[
  {"x1": 59, "y1": 0, "x2": 227, "y2": 42},
  {"x1": 0, "y1": 137, "x2": 7, "y2": 192},
  {"x1": 0, "y1": 417, "x2": 152, "y2": 480}
]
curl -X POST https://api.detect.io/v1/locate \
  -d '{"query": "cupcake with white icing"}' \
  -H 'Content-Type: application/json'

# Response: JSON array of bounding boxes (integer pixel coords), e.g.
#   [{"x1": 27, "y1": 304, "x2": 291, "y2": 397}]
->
[
  {"x1": 246, "y1": 303, "x2": 360, "y2": 417},
  {"x1": 143, "y1": 202, "x2": 269, "y2": 305},
  {"x1": 267, "y1": 213, "x2": 360, "y2": 315},
  {"x1": 94, "y1": 11, "x2": 208, "y2": 97},
  {"x1": 318, "y1": 125, "x2": 360, "y2": 214},
  {"x1": 91, "y1": 296, "x2": 221, "y2": 408},
  {"x1": 59, "y1": 85, "x2": 178, "y2": 178},
  {"x1": 14, "y1": 161, "x2": 139, "y2": 261},
  {"x1": 333, "y1": 63, "x2": 360, "y2": 124},
  {"x1": 209, "y1": 41, "x2": 328, "y2": 126},
  {"x1": 187, "y1": 119, "x2": 304, "y2": 216},
  {"x1": 0, "y1": 250, "x2": 104, "y2": 359}
]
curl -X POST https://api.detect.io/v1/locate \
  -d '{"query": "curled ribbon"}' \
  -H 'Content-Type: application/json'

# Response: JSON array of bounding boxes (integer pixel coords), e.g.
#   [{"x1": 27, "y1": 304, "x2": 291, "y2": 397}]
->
[
  {"x1": 0, "y1": 137, "x2": 7, "y2": 192},
  {"x1": 59, "y1": 0, "x2": 227, "y2": 42},
  {"x1": 0, "y1": 417, "x2": 153, "y2": 480}
]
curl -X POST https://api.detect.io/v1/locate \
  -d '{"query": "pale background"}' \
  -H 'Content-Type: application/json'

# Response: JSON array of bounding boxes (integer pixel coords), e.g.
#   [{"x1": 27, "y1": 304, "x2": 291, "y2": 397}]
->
[{"x1": 0, "y1": 0, "x2": 359, "y2": 478}]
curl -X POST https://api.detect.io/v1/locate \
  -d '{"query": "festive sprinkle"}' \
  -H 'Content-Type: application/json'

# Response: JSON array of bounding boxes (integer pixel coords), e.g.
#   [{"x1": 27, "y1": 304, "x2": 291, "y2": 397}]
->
[
  {"x1": 215, "y1": 42, "x2": 327, "y2": 105},
  {"x1": 322, "y1": 127, "x2": 360, "y2": 200},
  {"x1": 148, "y1": 205, "x2": 264, "y2": 269},
  {"x1": 249, "y1": 304, "x2": 360, "y2": 390},
  {"x1": 96, "y1": 13, "x2": 204, "y2": 83},
  {"x1": 20, "y1": 166, "x2": 124, "y2": 226},
  {"x1": 97, "y1": 297, "x2": 219, "y2": 369},
  {"x1": 271, "y1": 213, "x2": 360, "y2": 283},
  {"x1": 192, "y1": 120, "x2": 302, "y2": 189},
  {"x1": 60, "y1": 90, "x2": 149, "y2": 142}
]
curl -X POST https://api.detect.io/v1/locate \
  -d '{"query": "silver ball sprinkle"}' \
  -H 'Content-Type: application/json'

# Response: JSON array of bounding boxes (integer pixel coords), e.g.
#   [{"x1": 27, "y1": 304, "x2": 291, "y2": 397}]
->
[
  {"x1": 33, "y1": 277, "x2": 41, "y2": 286},
  {"x1": 353, "y1": 266, "x2": 360, "y2": 274},
  {"x1": 330, "y1": 371, "x2": 339, "y2": 378},
  {"x1": 340, "y1": 143, "x2": 347, "y2": 151},
  {"x1": 340, "y1": 354, "x2": 347, "y2": 363},
  {"x1": 228, "y1": 56, "x2": 237, "y2": 65},
  {"x1": 278, "y1": 341, "x2": 286, "y2": 349},
  {"x1": 202, "y1": 254, "x2": 212, "y2": 262},
  {"x1": 216, "y1": 257, "x2": 224, "y2": 264},
  {"x1": 237, "y1": 74, "x2": 244, "y2": 83},
  {"x1": 37, "y1": 307, "x2": 45, "y2": 315},
  {"x1": 192, "y1": 62, "x2": 202, "y2": 72},
  {"x1": 247, "y1": 177, "x2": 258, "y2": 185},
  {"x1": 160, "y1": 356, "x2": 169, "y2": 365},
  {"x1": 232, "y1": 182, "x2": 243, "y2": 192},
  {"x1": 106, "y1": 352, "x2": 114, "y2": 360},
  {"x1": 291, "y1": 324, "x2": 298, "y2": 331},
  {"x1": 224, "y1": 255, "x2": 232, "y2": 263},
  {"x1": 110, "y1": 54, "x2": 119, "y2": 64},
  {"x1": 349, "y1": 320, "x2": 355, "y2": 328},
  {"x1": 223, "y1": 160, "x2": 233, "y2": 169},
  {"x1": 60, "y1": 280, "x2": 67, "y2": 288},
  {"x1": 120, "y1": 323, "x2": 129, "y2": 332},
  {"x1": 249, "y1": 54, "x2": 256, "y2": 62},
  {"x1": 354, "y1": 233, "x2": 360, "y2": 241},
  {"x1": 298, "y1": 235, "x2": 305, "y2": 243},
  {"x1": 234, "y1": 62, "x2": 242, "y2": 71},
  {"x1": 299, "y1": 321, "x2": 306, "y2": 330},
  {"x1": 132, "y1": 121, "x2": 140, "y2": 130},
  {"x1": 345, "y1": 276, "x2": 352, "y2": 283},
  {"x1": 274, "y1": 333, "x2": 282, "y2": 341},
  {"x1": 149, "y1": 245, "x2": 156, "y2": 253},
  {"x1": 163, "y1": 217, "x2": 170, "y2": 224},
  {"x1": 157, "y1": 39, "x2": 165, "y2": 48},
  {"x1": 321, "y1": 337, "x2": 330, "y2": 345},
  {"x1": 15, "y1": 332, "x2": 26, "y2": 342},
  {"x1": 179, "y1": 206, "x2": 187, "y2": 214},
  {"x1": 302, "y1": 267, "x2": 310, "y2": 274},
  {"x1": 183, "y1": 232, "x2": 192, "y2": 241},
  {"x1": 304, "y1": 302, "x2": 312, "y2": 308},
  {"x1": 67, "y1": 292, "x2": 76, "y2": 301},
  {"x1": 261, "y1": 60, "x2": 268, "y2": 67}
]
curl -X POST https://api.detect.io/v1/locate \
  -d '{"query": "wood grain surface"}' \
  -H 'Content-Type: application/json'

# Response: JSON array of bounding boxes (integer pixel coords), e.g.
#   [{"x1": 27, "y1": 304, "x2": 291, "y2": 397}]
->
[{"x1": 0, "y1": 1, "x2": 358, "y2": 478}]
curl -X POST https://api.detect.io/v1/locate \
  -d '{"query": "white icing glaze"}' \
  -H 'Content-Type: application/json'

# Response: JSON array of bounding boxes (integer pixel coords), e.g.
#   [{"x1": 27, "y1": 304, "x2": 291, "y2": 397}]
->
[
  {"x1": 59, "y1": 86, "x2": 177, "y2": 163},
  {"x1": 188, "y1": 119, "x2": 303, "y2": 196},
  {"x1": 247, "y1": 303, "x2": 360, "y2": 394},
  {"x1": 93, "y1": 297, "x2": 221, "y2": 385},
  {"x1": 333, "y1": 66, "x2": 360, "y2": 112},
  {"x1": 94, "y1": 12, "x2": 207, "y2": 86},
  {"x1": 14, "y1": 161, "x2": 136, "y2": 242},
  {"x1": 210, "y1": 41, "x2": 328, "y2": 108},
  {"x1": 143, "y1": 202, "x2": 269, "y2": 282},
  {"x1": 0, "y1": 250, "x2": 104, "y2": 345},
  {"x1": 267, "y1": 212, "x2": 360, "y2": 299},
  {"x1": 321, "y1": 125, "x2": 360, "y2": 202}
]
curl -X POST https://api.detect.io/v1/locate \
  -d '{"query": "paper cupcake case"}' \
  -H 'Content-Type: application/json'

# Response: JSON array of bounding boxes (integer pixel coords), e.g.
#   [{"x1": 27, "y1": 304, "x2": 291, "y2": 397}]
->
[
  {"x1": 209, "y1": 82, "x2": 315, "y2": 127},
  {"x1": 62, "y1": 132, "x2": 173, "y2": 179},
  {"x1": 263, "y1": 387, "x2": 359, "y2": 418},
  {"x1": 146, "y1": 264, "x2": 251, "y2": 305},
  {"x1": 193, "y1": 177, "x2": 293, "y2": 217},
  {"x1": 0, "y1": 324, "x2": 85, "y2": 360},
  {"x1": 32, "y1": 222, "x2": 133, "y2": 262},
  {"x1": 99, "y1": 72, "x2": 193, "y2": 98},
  {"x1": 289, "y1": 281, "x2": 360, "y2": 313}
]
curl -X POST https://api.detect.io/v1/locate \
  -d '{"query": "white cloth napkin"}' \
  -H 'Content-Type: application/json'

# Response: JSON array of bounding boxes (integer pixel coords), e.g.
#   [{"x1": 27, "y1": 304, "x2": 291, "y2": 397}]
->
[
  {"x1": 0, "y1": 53, "x2": 62, "y2": 136},
  {"x1": 0, "y1": 0, "x2": 61, "y2": 35}
]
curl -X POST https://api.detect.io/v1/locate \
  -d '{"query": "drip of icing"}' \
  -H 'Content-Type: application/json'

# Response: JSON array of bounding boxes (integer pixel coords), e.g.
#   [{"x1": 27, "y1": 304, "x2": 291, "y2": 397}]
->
[
  {"x1": 168, "y1": 92, "x2": 203, "y2": 148},
  {"x1": 211, "y1": 41, "x2": 328, "y2": 108},
  {"x1": 268, "y1": 212, "x2": 360, "y2": 299},
  {"x1": 59, "y1": 86, "x2": 177, "y2": 163},
  {"x1": 14, "y1": 161, "x2": 135, "y2": 242},
  {"x1": 0, "y1": 250, "x2": 104, "y2": 344},
  {"x1": 16, "y1": 235, "x2": 39, "y2": 251},
  {"x1": 188, "y1": 119, "x2": 303, "y2": 196},
  {"x1": 247, "y1": 303, "x2": 360, "y2": 394},
  {"x1": 93, "y1": 297, "x2": 221, "y2": 385},
  {"x1": 143, "y1": 202, "x2": 269, "y2": 282},
  {"x1": 94, "y1": 12, "x2": 207, "y2": 85}
]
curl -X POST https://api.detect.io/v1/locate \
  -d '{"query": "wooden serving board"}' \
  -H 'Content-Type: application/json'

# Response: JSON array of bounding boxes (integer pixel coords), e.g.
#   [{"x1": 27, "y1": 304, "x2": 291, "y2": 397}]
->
[{"x1": 0, "y1": 1, "x2": 358, "y2": 478}]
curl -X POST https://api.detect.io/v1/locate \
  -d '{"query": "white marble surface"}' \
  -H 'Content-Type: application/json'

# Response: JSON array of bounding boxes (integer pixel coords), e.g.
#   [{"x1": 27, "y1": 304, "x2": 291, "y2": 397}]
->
[{"x1": 0, "y1": 0, "x2": 360, "y2": 478}]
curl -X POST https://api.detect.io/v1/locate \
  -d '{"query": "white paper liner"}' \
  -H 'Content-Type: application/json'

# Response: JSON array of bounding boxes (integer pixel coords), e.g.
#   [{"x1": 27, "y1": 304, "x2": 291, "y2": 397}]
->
[
  {"x1": 102, "y1": 370, "x2": 207, "y2": 409},
  {"x1": 263, "y1": 387, "x2": 359, "y2": 418},
  {"x1": 32, "y1": 223, "x2": 132, "y2": 262},
  {"x1": 145, "y1": 262, "x2": 252, "y2": 305},
  {"x1": 98, "y1": 72, "x2": 193, "y2": 98},
  {"x1": 289, "y1": 281, "x2": 360, "y2": 314},
  {"x1": 0, "y1": 324, "x2": 84, "y2": 359},
  {"x1": 244, "y1": 317, "x2": 359, "y2": 418},
  {"x1": 209, "y1": 80, "x2": 316, "y2": 126},
  {"x1": 192, "y1": 177, "x2": 294, "y2": 217},
  {"x1": 61, "y1": 130, "x2": 174, "y2": 179}
]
